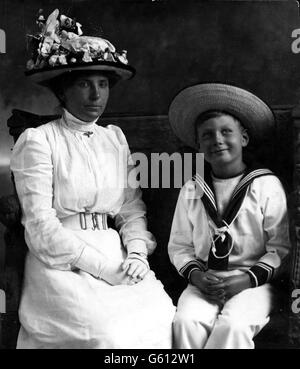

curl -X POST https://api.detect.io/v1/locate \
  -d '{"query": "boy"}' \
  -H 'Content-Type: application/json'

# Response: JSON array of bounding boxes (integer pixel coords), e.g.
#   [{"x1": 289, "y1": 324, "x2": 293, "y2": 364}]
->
[{"x1": 168, "y1": 83, "x2": 290, "y2": 349}]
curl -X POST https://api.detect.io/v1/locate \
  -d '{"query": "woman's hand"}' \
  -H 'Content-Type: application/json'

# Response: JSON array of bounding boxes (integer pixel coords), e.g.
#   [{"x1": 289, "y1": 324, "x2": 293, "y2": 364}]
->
[
  {"x1": 99, "y1": 261, "x2": 133, "y2": 286},
  {"x1": 122, "y1": 253, "x2": 150, "y2": 284},
  {"x1": 190, "y1": 269, "x2": 225, "y2": 306},
  {"x1": 104, "y1": 267, "x2": 133, "y2": 286}
]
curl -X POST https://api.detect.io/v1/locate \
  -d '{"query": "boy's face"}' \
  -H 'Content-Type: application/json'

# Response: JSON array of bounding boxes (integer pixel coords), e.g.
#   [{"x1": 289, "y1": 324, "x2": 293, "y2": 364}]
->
[{"x1": 196, "y1": 114, "x2": 249, "y2": 169}]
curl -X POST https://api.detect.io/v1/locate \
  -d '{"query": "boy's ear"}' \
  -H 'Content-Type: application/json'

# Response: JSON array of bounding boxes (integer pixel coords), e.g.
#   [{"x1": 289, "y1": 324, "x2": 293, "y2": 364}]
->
[
  {"x1": 197, "y1": 142, "x2": 204, "y2": 153},
  {"x1": 241, "y1": 129, "x2": 249, "y2": 147}
]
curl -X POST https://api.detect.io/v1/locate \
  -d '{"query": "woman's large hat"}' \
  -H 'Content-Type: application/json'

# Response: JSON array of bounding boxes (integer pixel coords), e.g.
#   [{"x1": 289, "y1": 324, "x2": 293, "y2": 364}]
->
[
  {"x1": 168, "y1": 83, "x2": 275, "y2": 148},
  {"x1": 25, "y1": 9, "x2": 135, "y2": 84}
]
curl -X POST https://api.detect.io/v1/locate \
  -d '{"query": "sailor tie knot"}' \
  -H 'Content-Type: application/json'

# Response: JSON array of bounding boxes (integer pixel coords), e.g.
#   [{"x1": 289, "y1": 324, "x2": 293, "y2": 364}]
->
[
  {"x1": 213, "y1": 225, "x2": 229, "y2": 243},
  {"x1": 208, "y1": 221, "x2": 233, "y2": 270}
]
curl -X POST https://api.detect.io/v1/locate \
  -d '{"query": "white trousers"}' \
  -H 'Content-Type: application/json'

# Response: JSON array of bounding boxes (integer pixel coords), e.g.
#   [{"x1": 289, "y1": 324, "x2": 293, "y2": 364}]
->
[{"x1": 173, "y1": 283, "x2": 273, "y2": 349}]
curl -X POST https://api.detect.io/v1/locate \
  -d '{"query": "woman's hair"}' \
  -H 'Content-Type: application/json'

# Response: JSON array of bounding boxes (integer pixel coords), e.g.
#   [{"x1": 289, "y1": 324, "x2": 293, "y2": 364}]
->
[{"x1": 45, "y1": 70, "x2": 121, "y2": 106}]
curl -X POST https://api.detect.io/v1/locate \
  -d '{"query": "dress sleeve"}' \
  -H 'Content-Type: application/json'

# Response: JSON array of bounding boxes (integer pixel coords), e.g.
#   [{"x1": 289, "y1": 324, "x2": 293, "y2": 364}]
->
[
  {"x1": 106, "y1": 125, "x2": 156, "y2": 255},
  {"x1": 10, "y1": 128, "x2": 111, "y2": 277},
  {"x1": 246, "y1": 176, "x2": 291, "y2": 287},
  {"x1": 168, "y1": 183, "x2": 207, "y2": 281}
]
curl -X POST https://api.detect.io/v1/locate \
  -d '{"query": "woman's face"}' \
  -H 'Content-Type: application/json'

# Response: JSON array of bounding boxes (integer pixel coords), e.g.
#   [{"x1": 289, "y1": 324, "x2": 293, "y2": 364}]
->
[{"x1": 62, "y1": 72, "x2": 110, "y2": 122}]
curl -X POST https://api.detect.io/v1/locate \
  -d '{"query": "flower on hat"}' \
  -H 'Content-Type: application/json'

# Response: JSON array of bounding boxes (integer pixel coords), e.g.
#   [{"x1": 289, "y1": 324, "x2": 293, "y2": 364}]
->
[{"x1": 26, "y1": 8, "x2": 129, "y2": 71}]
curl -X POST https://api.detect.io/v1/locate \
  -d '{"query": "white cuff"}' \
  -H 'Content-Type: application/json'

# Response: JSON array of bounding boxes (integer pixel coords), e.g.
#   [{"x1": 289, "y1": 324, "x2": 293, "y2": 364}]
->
[
  {"x1": 126, "y1": 253, "x2": 150, "y2": 269},
  {"x1": 126, "y1": 239, "x2": 148, "y2": 255},
  {"x1": 74, "y1": 246, "x2": 106, "y2": 278}
]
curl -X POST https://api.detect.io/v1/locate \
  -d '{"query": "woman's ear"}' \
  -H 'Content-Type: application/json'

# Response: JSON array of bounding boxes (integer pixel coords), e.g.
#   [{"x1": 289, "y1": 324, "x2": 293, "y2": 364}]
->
[
  {"x1": 241, "y1": 129, "x2": 249, "y2": 147},
  {"x1": 195, "y1": 123, "x2": 203, "y2": 152},
  {"x1": 57, "y1": 91, "x2": 65, "y2": 104}
]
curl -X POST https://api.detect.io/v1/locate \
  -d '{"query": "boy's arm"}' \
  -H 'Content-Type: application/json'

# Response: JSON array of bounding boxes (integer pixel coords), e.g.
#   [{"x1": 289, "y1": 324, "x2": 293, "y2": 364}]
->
[
  {"x1": 246, "y1": 176, "x2": 291, "y2": 287},
  {"x1": 168, "y1": 184, "x2": 206, "y2": 282}
]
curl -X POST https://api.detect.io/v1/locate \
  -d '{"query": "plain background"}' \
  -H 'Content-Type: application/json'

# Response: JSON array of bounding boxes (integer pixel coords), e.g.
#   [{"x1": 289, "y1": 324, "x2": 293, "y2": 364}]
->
[{"x1": 0, "y1": 0, "x2": 299, "y2": 264}]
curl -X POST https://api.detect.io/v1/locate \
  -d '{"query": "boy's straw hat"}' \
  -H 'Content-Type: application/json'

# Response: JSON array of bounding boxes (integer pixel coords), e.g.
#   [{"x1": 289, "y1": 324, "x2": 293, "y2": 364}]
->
[
  {"x1": 168, "y1": 83, "x2": 275, "y2": 149},
  {"x1": 25, "y1": 9, "x2": 135, "y2": 85}
]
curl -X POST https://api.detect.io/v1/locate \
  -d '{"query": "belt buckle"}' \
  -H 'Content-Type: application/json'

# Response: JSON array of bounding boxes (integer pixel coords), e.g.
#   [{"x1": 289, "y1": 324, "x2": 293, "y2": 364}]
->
[
  {"x1": 79, "y1": 212, "x2": 87, "y2": 230},
  {"x1": 92, "y1": 213, "x2": 100, "y2": 230}
]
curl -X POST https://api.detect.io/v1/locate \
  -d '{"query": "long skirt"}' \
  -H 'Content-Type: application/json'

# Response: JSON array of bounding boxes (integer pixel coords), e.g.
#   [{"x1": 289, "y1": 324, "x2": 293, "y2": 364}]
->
[{"x1": 17, "y1": 228, "x2": 175, "y2": 349}]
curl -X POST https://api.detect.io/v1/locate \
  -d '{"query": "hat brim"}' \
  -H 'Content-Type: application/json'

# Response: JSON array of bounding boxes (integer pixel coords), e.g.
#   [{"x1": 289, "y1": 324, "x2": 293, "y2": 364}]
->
[
  {"x1": 25, "y1": 61, "x2": 135, "y2": 85},
  {"x1": 168, "y1": 83, "x2": 275, "y2": 149}
]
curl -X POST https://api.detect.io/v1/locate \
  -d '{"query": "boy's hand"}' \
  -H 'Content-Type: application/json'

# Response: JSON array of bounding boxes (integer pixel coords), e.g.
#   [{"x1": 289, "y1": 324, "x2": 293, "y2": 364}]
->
[
  {"x1": 211, "y1": 273, "x2": 252, "y2": 300},
  {"x1": 190, "y1": 269, "x2": 226, "y2": 306}
]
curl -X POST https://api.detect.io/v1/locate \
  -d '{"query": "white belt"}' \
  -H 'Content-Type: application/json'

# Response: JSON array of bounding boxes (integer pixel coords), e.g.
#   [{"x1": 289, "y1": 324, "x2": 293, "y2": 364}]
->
[{"x1": 60, "y1": 212, "x2": 108, "y2": 230}]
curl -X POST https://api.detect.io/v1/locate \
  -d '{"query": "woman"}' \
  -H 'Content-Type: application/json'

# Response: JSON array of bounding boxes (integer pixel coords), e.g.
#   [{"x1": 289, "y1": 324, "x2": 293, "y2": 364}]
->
[{"x1": 10, "y1": 9, "x2": 175, "y2": 349}]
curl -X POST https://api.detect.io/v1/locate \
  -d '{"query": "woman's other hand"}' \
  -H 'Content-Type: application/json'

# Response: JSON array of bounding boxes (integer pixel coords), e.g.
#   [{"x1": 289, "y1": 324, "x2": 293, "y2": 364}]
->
[
  {"x1": 105, "y1": 268, "x2": 133, "y2": 286},
  {"x1": 99, "y1": 260, "x2": 134, "y2": 286},
  {"x1": 122, "y1": 253, "x2": 150, "y2": 284}
]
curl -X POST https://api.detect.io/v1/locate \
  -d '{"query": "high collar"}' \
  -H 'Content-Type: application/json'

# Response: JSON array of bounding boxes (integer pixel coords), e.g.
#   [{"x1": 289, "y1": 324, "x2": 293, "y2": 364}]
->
[{"x1": 61, "y1": 108, "x2": 98, "y2": 133}]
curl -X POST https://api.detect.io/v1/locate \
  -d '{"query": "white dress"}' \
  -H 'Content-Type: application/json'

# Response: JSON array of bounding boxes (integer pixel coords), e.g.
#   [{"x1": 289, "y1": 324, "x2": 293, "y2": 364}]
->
[{"x1": 10, "y1": 109, "x2": 175, "y2": 349}]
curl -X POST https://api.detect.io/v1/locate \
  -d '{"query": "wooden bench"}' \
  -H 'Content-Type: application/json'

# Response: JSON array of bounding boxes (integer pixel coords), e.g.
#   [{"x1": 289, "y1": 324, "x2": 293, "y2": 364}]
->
[{"x1": 0, "y1": 106, "x2": 299, "y2": 349}]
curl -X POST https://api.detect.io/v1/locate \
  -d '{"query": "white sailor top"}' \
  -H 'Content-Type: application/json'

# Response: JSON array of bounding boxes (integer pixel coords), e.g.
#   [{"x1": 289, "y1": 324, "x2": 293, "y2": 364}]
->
[{"x1": 168, "y1": 169, "x2": 291, "y2": 287}]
